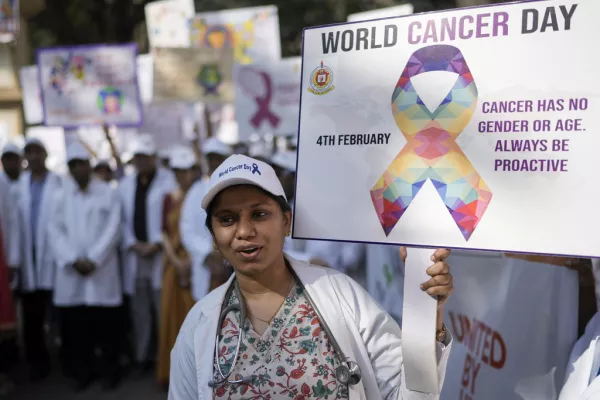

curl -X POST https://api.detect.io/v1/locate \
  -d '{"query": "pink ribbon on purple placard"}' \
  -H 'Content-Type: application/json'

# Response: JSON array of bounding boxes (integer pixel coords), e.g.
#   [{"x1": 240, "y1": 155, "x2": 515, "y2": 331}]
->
[{"x1": 250, "y1": 70, "x2": 280, "y2": 129}]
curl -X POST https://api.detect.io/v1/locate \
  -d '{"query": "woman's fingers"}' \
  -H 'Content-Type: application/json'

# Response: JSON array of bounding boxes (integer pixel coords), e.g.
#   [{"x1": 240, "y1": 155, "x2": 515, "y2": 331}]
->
[
  {"x1": 425, "y1": 284, "x2": 454, "y2": 299},
  {"x1": 425, "y1": 261, "x2": 450, "y2": 277},
  {"x1": 399, "y1": 246, "x2": 407, "y2": 263},
  {"x1": 431, "y1": 248, "x2": 451, "y2": 262}
]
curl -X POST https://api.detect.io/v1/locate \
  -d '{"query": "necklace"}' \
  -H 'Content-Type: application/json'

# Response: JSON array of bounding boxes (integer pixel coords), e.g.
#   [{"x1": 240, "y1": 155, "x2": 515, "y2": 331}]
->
[{"x1": 248, "y1": 278, "x2": 294, "y2": 326}]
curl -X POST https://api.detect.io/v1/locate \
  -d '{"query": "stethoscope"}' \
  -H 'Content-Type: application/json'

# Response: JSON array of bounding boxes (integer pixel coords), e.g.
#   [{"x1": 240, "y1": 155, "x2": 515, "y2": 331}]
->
[{"x1": 208, "y1": 267, "x2": 362, "y2": 388}]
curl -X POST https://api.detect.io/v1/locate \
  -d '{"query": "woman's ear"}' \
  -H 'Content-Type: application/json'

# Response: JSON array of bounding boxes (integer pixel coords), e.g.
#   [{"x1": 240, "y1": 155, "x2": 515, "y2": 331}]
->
[{"x1": 283, "y1": 210, "x2": 292, "y2": 236}]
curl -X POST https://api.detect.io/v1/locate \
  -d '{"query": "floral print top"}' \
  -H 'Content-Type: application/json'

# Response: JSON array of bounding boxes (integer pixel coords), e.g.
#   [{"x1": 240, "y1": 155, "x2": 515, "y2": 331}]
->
[{"x1": 212, "y1": 280, "x2": 349, "y2": 400}]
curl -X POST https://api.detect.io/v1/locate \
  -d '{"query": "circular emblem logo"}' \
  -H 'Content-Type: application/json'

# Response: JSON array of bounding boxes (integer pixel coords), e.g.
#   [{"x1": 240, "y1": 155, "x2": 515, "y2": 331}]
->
[
  {"x1": 308, "y1": 61, "x2": 334, "y2": 95},
  {"x1": 197, "y1": 64, "x2": 222, "y2": 95}
]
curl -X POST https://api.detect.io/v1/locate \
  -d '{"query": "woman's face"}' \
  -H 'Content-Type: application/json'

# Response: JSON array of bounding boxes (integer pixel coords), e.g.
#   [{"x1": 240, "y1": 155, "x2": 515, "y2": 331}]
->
[{"x1": 211, "y1": 185, "x2": 291, "y2": 277}]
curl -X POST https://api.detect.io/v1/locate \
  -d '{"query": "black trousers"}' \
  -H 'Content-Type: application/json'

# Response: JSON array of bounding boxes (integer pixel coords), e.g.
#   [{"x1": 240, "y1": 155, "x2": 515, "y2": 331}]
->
[
  {"x1": 21, "y1": 290, "x2": 51, "y2": 371},
  {"x1": 59, "y1": 306, "x2": 121, "y2": 383}
]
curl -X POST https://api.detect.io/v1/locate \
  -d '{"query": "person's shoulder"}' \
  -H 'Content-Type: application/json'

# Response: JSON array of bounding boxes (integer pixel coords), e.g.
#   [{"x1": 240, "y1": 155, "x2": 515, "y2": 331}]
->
[{"x1": 288, "y1": 255, "x2": 358, "y2": 290}]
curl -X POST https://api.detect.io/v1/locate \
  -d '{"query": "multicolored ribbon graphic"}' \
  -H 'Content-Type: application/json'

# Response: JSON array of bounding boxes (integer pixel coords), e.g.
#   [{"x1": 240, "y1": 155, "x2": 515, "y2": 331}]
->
[
  {"x1": 249, "y1": 70, "x2": 280, "y2": 129},
  {"x1": 370, "y1": 45, "x2": 492, "y2": 241}
]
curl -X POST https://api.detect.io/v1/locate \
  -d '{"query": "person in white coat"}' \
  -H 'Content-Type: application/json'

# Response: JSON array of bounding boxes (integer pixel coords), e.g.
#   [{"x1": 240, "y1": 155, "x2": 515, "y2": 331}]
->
[
  {"x1": 0, "y1": 145, "x2": 21, "y2": 283},
  {"x1": 17, "y1": 137, "x2": 62, "y2": 381},
  {"x1": 0, "y1": 142, "x2": 23, "y2": 285},
  {"x1": 169, "y1": 155, "x2": 454, "y2": 400},
  {"x1": 49, "y1": 142, "x2": 123, "y2": 391},
  {"x1": 1, "y1": 142, "x2": 22, "y2": 185},
  {"x1": 180, "y1": 137, "x2": 232, "y2": 302},
  {"x1": 559, "y1": 309, "x2": 600, "y2": 399},
  {"x1": 119, "y1": 133, "x2": 175, "y2": 372}
]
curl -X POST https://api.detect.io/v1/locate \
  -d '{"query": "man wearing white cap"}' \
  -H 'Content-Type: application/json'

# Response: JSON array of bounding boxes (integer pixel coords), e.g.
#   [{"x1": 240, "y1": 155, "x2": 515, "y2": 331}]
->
[
  {"x1": 118, "y1": 133, "x2": 175, "y2": 372},
  {"x1": 49, "y1": 142, "x2": 123, "y2": 391},
  {"x1": 0, "y1": 143, "x2": 22, "y2": 283},
  {"x1": 16, "y1": 137, "x2": 62, "y2": 381},
  {"x1": 1, "y1": 142, "x2": 22, "y2": 185},
  {"x1": 180, "y1": 137, "x2": 232, "y2": 301}
]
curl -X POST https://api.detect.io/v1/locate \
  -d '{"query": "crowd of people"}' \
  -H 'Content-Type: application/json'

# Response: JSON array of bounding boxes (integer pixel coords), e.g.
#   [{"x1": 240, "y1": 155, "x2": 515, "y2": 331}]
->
[
  {"x1": 0, "y1": 129, "x2": 599, "y2": 399},
  {"x1": 0, "y1": 130, "x2": 386, "y2": 395}
]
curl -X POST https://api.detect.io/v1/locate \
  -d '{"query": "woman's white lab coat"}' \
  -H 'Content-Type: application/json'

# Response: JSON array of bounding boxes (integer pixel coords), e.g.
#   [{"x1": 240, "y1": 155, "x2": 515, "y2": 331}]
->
[
  {"x1": 119, "y1": 168, "x2": 175, "y2": 295},
  {"x1": 168, "y1": 255, "x2": 452, "y2": 400},
  {"x1": 16, "y1": 170, "x2": 62, "y2": 292},
  {"x1": 0, "y1": 173, "x2": 20, "y2": 268},
  {"x1": 49, "y1": 177, "x2": 122, "y2": 307},
  {"x1": 180, "y1": 179, "x2": 213, "y2": 302},
  {"x1": 559, "y1": 311, "x2": 600, "y2": 400}
]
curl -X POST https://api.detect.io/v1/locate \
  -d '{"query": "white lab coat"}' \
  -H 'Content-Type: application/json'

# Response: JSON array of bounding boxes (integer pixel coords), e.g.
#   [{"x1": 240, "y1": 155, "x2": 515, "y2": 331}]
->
[
  {"x1": 169, "y1": 255, "x2": 452, "y2": 400},
  {"x1": 119, "y1": 168, "x2": 175, "y2": 295},
  {"x1": 559, "y1": 312, "x2": 600, "y2": 400},
  {"x1": 17, "y1": 170, "x2": 62, "y2": 292},
  {"x1": 0, "y1": 173, "x2": 20, "y2": 267},
  {"x1": 49, "y1": 177, "x2": 122, "y2": 307},
  {"x1": 179, "y1": 179, "x2": 213, "y2": 301}
]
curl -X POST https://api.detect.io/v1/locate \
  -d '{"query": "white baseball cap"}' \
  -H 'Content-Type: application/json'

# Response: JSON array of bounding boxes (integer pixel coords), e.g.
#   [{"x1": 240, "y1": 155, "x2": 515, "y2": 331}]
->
[
  {"x1": 131, "y1": 133, "x2": 157, "y2": 156},
  {"x1": 66, "y1": 141, "x2": 90, "y2": 162},
  {"x1": 24, "y1": 137, "x2": 46, "y2": 151},
  {"x1": 169, "y1": 145, "x2": 196, "y2": 170},
  {"x1": 201, "y1": 154, "x2": 286, "y2": 209},
  {"x1": 271, "y1": 151, "x2": 297, "y2": 172},
  {"x1": 202, "y1": 137, "x2": 232, "y2": 157},
  {"x1": 1, "y1": 142, "x2": 22, "y2": 157}
]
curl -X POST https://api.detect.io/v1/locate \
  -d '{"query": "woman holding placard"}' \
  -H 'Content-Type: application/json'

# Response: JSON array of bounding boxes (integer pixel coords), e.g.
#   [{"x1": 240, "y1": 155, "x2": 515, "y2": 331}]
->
[{"x1": 169, "y1": 154, "x2": 454, "y2": 400}]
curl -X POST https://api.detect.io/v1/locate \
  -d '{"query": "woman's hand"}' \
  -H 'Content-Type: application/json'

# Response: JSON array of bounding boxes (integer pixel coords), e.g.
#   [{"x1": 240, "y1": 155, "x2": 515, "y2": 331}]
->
[{"x1": 400, "y1": 247, "x2": 454, "y2": 330}]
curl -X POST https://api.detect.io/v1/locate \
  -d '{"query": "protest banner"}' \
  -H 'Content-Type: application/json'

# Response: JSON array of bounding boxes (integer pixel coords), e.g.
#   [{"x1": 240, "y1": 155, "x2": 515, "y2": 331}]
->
[
  {"x1": 139, "y1": 102, "x2": 191, "y2": 149},
  {"x1": 153, "y1": 46, "x2": 234, "y2": 104},
  {"x1": 145, "y1": 0, "x2": 195, "y2": 48},
  {"x1": 190, "y1": 5, "x2": 280, "y2": 64},
  {"x1": 347, "y1": 3, "x2": 414, "y2": 22},
  {"x1": 19, "y1": 65, "x2": 43, "y2": 125},
  {"x1": 294, "y1": 0, "x2": 597, "y2": 258},
  {"x1": 36, "y1": 43, "x2": 143, "y2": 128},
  {"x1": 440, "y1": 251, "x2": 578, "y2": 400},
  {"x1": 235, "y1": 57, "x2": 301, "y2": 140},
  {"x1": 0, "y1": 0, "x2": 19, "y2": 43}
]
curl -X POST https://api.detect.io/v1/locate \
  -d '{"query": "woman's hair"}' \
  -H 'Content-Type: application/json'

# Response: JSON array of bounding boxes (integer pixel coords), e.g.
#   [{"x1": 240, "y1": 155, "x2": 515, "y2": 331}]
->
[{"x1": 205, "y1": 185, "x2": 292, "y2": 234}]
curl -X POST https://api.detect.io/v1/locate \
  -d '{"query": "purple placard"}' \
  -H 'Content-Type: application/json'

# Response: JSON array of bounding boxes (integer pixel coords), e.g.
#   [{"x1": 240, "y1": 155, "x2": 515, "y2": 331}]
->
[{"x1": 36, "y1": 43, "x2": 144, "y2": 129}]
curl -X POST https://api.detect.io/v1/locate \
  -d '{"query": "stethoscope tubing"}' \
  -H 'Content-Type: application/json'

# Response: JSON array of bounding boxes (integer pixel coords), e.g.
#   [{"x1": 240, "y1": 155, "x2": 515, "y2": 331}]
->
[{"x1": 211, "y1": 267, "x2": 361, "y2": 387}]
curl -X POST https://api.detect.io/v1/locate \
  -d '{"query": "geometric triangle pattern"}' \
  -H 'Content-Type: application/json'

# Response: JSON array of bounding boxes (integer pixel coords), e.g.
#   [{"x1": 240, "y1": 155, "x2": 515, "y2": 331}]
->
[{"x1": 370, "y1": 45, "x2": 492, "y2": 241}]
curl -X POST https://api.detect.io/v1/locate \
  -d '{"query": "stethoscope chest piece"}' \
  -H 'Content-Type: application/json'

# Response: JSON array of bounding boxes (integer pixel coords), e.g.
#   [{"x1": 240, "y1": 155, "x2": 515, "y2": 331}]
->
[{"x1": 336, "y1": 361, "x2": 361, "y2": 386}]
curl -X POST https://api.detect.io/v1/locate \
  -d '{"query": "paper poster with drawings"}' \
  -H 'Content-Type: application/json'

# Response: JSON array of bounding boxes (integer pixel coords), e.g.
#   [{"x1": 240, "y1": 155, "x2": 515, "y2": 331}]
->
[
  {"x1": 36, "y1": 43, "x2": 143, "y2": 128},
  {"x1": 190, "y1": 5, "x2": 280, "y2": 65},
  {"x1": 153, "y1": 47, "x2": 234, "y2": 104},
  {"x1": 145, "y1": 0, "x2": 195, "y2": 48},
  {"x1": 26, "y1": 126, "x2": 67, "y2": 173},
  {"x1": 19, "y1": 65, "x2": 44, "y2": 125},
  {"x1": 347, "y1": 3, "x2": 414, "y2": 22},
  {"x1": 137, "y1": 54, "x2": 153, "y2": 104},
  {"x1": 235, "y1": 57, "x2": 301, "y2": 141}
]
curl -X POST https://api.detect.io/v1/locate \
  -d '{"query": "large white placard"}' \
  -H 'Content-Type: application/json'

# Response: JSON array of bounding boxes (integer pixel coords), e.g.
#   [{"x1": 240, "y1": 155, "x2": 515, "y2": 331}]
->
[
  {"x1": 440, "y1": 252, "x2": 578, "y2": 400},
  {"x1": 295, "y1": 0, "x2": 600, "y2": 257},
  {"x1": 235, "y1": 57, "x2": 301, "y2": 141},
  {"x1": 37, "y1": 44, "x2": 143, "y2": 128},
  {"x1": 190, "y1": 5, "x2": 281, "y2": 64},
  {"x1": 19, "y1": 65, "x2": 43, "y2": 125},
  {"x1": 145, "y1": 0, "x2": 195, "y2": 48}
]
